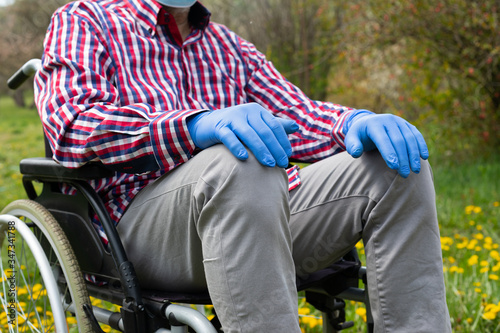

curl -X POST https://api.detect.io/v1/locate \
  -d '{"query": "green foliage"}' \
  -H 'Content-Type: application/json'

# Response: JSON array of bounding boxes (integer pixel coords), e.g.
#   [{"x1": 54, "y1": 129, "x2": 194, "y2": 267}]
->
[
  {"x1": 211, "y1": 0, "x2": 342, "y2": 100},
  {"x1": 0, "y1": 0, "x2": 68, "y2": 103},
  {"x1": 258, "y1": 0, "x2": 340, "y2": 100},
  {"x1": 331, "y1": 0, "x2": 500, "y2": 161}
]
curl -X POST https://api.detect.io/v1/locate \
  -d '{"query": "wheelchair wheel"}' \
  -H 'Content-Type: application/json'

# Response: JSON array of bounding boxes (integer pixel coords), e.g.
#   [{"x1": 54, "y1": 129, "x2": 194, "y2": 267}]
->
[{"x1": 0, "y1": 199, "x2": 93, "y2": 332}]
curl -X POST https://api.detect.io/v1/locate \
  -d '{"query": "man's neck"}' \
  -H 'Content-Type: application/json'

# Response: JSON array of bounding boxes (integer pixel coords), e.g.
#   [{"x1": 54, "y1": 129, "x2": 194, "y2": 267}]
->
[{"x1": 164, "y1": 6, "x2": 191, "y2": 42}]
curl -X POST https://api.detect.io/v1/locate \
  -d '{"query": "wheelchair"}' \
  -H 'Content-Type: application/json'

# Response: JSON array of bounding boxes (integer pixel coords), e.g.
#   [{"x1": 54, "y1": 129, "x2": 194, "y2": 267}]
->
[{"x1": 0, "y1": 59, "x2": 374, "y2": 333}]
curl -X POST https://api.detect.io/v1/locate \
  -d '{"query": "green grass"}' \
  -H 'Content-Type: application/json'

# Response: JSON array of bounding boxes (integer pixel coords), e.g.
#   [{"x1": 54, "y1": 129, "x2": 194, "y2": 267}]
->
[
  {"x1": 0, "y1": 97, "x2": 45, "y2": 210},
  {"x1": 433, "y1": 159, "x2": 500, "y2": 232},
  {"x1": 0, "y1": 96, "x2": 499, "y2": 331},
  {"x1": 431, "y1": 159, "x2": 500, "y2": 332}
]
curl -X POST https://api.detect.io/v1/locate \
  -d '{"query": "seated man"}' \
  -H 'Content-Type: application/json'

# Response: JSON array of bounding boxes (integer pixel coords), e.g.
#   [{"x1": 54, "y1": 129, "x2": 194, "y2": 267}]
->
[{"x1": 34, "y1": 0, "x2": 451, "y2": 331}]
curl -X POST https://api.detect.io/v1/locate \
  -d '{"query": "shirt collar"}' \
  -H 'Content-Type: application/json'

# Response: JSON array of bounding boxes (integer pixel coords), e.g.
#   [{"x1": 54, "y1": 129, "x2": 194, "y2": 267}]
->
[{"x1": 125, "y1": 0, "x2": 210, "y2": 35}]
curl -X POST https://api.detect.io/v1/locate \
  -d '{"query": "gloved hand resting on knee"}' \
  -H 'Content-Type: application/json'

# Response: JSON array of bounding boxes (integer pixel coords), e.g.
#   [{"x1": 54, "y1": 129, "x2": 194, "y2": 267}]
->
[
  {"x1": 187, "y1": 103, "x2": 299, "y2": 168},
  {"x1": 343, "y1": 110, "x2": 429, "y2": 178}
]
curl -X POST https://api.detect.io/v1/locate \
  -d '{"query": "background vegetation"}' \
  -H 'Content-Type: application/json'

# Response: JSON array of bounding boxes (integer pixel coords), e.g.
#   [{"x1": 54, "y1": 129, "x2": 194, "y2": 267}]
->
[{"x1": 0, "y1": 0, "x2": 499, "y2": 331}]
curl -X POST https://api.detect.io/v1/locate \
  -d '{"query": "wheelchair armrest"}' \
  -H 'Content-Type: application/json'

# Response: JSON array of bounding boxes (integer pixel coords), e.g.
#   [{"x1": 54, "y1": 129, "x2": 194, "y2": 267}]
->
[{"x1": 20, "y1": 157, "x2": 114, "y2": 180}]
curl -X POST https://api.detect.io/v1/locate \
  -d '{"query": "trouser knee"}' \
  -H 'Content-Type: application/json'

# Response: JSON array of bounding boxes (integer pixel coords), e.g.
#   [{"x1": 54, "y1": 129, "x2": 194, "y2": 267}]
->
[
  {"x1": 355, "y1": 151, "x2": 435, "y2": 205},
  {"x1": 195, "y1": 145, "x2": 291, "y2": 229}
]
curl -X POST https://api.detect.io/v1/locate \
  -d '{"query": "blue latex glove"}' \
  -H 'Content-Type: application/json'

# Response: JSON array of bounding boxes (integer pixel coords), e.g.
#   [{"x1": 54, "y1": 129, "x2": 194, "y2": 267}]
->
[
  {"x1": 187, "y1": 103, "x2": 299, "y2": 168},
  {"x1": 344, "y1": 111, "x2": 429, "y2": 178}
]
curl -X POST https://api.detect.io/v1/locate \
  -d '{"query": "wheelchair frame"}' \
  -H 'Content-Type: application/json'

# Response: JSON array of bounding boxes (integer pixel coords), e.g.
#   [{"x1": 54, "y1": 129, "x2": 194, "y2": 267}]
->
[{"x1": 1, "y1": 59, "x2": 374, "y2": 333}]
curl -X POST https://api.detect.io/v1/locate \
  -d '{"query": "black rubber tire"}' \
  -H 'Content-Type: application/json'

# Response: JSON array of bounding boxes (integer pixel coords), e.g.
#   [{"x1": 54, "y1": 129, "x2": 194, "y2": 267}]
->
[{"x1": 1, "y1": 199, "x2": 93, "y2": 332}]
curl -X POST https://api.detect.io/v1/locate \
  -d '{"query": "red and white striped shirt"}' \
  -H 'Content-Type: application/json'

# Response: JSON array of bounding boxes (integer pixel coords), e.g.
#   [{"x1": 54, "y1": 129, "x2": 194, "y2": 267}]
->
[{"x1": 34, "y1": 0, "x2": 354, "y2": 231}]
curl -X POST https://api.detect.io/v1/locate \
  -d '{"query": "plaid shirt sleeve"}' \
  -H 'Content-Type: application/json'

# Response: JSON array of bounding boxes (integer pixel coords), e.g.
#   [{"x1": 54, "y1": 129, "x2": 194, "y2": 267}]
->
[
  {"x1": 234, "y1": 33, "x2": 355, "y2": 162},
  {"x1": 34, "y1": 9, "x2": 202, "y2": 174}
]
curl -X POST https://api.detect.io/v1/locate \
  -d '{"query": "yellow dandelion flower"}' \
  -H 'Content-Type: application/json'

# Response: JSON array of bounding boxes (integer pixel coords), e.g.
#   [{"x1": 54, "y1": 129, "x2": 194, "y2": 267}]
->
[
  {"x1": 469, "y1": 220, "x2": 475, "y2": 225},
  {"x1": 102, "y1": 324, "x2": 112, "y2": 332},
  {"x1": 492, "y1": 264, "x2": 500, "y2": 272},
  {"x1": 474, "y1": 233, "x2": 484, "y2": 240},
  {"x1": 91, "y1": 298, "x2": 102, "y2": 306},
  {"x1": 40, "y1": 319, "x2": 51, "y2": 327},
  {"x1": 17, "y1": 287, "x2": 28, "y2": 296},
  {"x1": 466, "y1": 317, "x2": 473, "y2": 324},
  {"x1": 476, "y1": 225, "x2": 483, "y2": 231},
  {"x1": 448, "y1": 257, "x2": 456, "y2": 264},
  {"x1": 467, "y1": 239, "x2": 478, "y2": 250},
  {"x1": 456, "y1": 238, "x2": 468, "y2": 249},
  {"x1": 441, "y1": 237, "x2": 453, "y2": 245},
  {"x1": 484, "y1": 304, "x2": 499, "y2": 313},
  {"x1": 489, "y1": 274, "x2": 499, "y2": 281},
  {"x1": 355, "y1": 307, "x2": 367, "y2": 322},
  {"x1": 490, "y1": 250, "x2": 500, "y2": 261},
  {"x1": 465, "y1": 206, "x2": 475, "y2": 214},
  {"x1": 485, "y1": 237, "x2": 493, "y2": 244},
  {"x1": 473, "y1": 282, "x2": 481, "y2": 287},
  {"x1": 356, "y1": 307, "x2": 367, "y2": 317},
  {"x1": 32, "y1": 283, "x2": 43, "y2": 292},
  {"x1": 298, "y1": 307, "x2": 311, "y2": 315},
  {"x1": 66, "y1": 317, "x2": 77, "y2": 325},
  {"x1": 468, "y1": 255, "x2": 479, "y2": 266},
  {"x1": 301, "y1": 316, "x2": 320, "y2": 328},
  {"x1": 480, "y1": 267, "x2": 489, "y2": 274},
  {"x1": 440, "y1": 237, "x2": 453, "y2": 251},
  {"x1": 482, "y1": 311, "x2": 496, "y2": 320},
  {"x1": 475, "y1": 288, "x2": 482, "y2": 293},
  {"x1": 493, "y1": 201, "x2": 499, "y2": 207},
  {"x1": 473, "y1": 206, "x2": 482, "y2": 214},
  {"x1": 480, "y1": 260, "x2": 489, "y2": 267}
]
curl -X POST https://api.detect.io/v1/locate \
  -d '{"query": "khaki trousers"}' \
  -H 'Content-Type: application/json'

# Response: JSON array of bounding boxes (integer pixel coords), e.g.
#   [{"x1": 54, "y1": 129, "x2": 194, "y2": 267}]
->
[{"x1": 117, "y1": 145, "x2": 451, "y2": 333}]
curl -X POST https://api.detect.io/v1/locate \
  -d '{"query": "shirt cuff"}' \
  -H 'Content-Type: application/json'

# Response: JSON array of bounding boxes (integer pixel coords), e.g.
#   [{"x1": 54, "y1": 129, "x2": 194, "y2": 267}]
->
[
  {"x1": 332, "y1": 109, "x2": 374, "y2": 150},
  {"x1": 149, "y1": 109, "x2": 207, "y2": 170}
]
